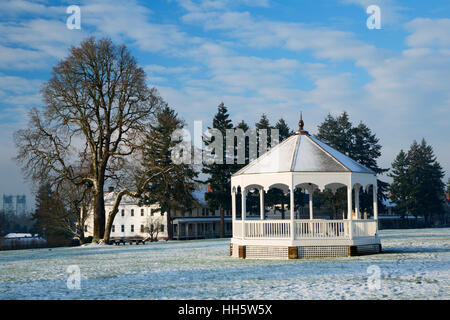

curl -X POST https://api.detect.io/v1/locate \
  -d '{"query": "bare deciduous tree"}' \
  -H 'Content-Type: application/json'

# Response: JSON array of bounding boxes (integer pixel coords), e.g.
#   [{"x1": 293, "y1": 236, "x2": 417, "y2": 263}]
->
[
  {"x1": 145, "y1": 216, "x2": 163, "y2": 242},
  {"x1": 14, "y1": 37, "x2": 167, "y2": 243}
]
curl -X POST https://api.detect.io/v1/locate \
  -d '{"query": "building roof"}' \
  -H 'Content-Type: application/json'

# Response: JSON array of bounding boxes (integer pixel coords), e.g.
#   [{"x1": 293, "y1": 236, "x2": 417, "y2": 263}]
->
[
  {"x1": 233, "y1": 133, "x2": 374, "y2": 176},
  {"x1": 4, "y1": 233, "x2": 33, "y2": 238},
  {"x1": 103, "y1": 188, "x2": 208, "y2": 207},
  {"x1": 172, "y1": 217, "x2": 232, "y2": 223}
]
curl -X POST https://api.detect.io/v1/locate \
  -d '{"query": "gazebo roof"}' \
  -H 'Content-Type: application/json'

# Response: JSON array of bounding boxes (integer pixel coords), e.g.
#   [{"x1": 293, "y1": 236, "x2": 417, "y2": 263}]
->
[{"x1": 233, "y1": 131, "x2": 374, "y2": 176}]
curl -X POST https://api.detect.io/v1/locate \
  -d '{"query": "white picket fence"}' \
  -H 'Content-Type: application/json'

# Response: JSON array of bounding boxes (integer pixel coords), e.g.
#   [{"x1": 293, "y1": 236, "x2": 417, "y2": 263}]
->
[{"x1": 233, "y1": 219, "x2": 377, "y2": 240}]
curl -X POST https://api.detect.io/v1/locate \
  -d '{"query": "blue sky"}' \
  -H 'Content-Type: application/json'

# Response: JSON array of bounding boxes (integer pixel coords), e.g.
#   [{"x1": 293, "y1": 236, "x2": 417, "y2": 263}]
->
[{"x1": 1, "y1": 0, "x2": 449, "y2": 210}]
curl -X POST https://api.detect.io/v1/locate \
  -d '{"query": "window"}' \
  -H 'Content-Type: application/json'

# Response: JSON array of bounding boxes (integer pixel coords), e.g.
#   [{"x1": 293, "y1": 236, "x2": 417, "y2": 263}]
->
[
  {"x1": 160, "y1": 225, "x2": 164, "y2": 232},
  {"x1": 150, "y1": 209, "x2": 154, "y2": 216},
  {"x1": 141, "y1": 208, "x2": 144, "y2": 216},
  {"x1": 202, "y1": 208, "x2": 205, "y2": 216},
  {"x1": 140, "y1": 225, "x2": 144, "y2": 233},
  {"x1": 131, "y1": 225, "x2": 134, "y2": 232},
  {"x1": 84, "y1": 225, "x2": 87, "y2": 232},
  {"x1": 121, "y1": 225, "x2": 124, "y2": 232},
  {"x1": 112, "y1": 225, "x2": 115, "y2": 232},
  {"x1": 161, "y1": 211, "x2": 164, "y2": 216},
  {"x1": 121, "y1": 209, "x2": 125, "y2": 217},
  {"x1": 131, "y1": 209, "x2": 134, "y2": 217}
]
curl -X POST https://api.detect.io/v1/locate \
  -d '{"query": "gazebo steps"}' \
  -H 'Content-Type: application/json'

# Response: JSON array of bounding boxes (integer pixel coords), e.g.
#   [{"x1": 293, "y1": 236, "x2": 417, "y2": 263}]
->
[{"x1": 230, "y1": 243, "x2": 382, "y2": 260}]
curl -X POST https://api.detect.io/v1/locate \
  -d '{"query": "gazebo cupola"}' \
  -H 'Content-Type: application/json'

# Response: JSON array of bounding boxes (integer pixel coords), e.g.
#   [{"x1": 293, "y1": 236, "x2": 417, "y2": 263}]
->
[{"x1": 230, "y1": 113, "x2": 381, "y2": 260}]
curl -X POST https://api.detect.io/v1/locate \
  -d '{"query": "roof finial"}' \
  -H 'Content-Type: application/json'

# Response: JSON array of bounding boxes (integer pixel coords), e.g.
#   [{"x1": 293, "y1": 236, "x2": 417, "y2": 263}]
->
[
  {"x1": 299, "y1": 111, "x2": 304, "y2": 131},
  {"x1": 297, "y1": 111, "x2": 309, "y2": 135}
]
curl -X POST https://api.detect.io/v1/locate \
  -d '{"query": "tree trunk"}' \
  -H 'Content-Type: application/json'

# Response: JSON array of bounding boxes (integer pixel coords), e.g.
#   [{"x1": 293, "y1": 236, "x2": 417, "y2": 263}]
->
[
  {"x1": 79, "y1": 223, "x2": 85, "y2": 245},
  {"x1": 78, "y1": 205, "x2": 85, "y2": 245},
  {"x1": 167, "y1": 208, "x2": 173, "y2": 240},
  {"x1": 103, "y1": 213, "x2": 115, "y2": 244},
  {"x1": 93, "y1": 190, "x2": 106, "y2": 242},
  {"x1": 220, "y1": 207, "x2": 224, "y2": 238}
]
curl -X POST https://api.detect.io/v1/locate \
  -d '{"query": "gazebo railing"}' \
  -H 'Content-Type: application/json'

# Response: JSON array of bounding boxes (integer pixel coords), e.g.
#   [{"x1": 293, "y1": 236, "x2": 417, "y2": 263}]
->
[
  {"x1": 246, "y1": 220, "x2": 291, "y2": 239},
  {"x1": 295, "y1": 220, "x2": 349, "y2": 239},
  {"x1": 234, "y1": 220, "x2": 291, "y2": 239},
  {"x1": 233, "y1": 219, "x2": 377, "y2": 240}
]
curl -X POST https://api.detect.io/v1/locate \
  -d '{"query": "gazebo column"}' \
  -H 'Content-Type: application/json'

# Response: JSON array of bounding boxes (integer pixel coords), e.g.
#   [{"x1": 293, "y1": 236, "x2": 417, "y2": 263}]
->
[
  {"x1": 373, "y1": 183, "x2": 378, "y2": 231},
  {"x1": 347, "y1": 184, "x2": 353, "y2": 239},
  {"x1": 290, "y1": 188, "x2": 295, "y2": 241},
  {"x1": 231, "y1": 189, "x2": 236, "y2": 238},
  {"x1": 259, "y1": 188, "x2": 265, "y2": 220},
  {"x1": 231, "y1": 189, "x2": 236, "y2": 221},
  {"x1": 242, "y1": 189, "x2": 246, "y2": 238},
  {"x1": 309, "y1": 190, "x2": 313, "y2": 220},
  {"x1": 355, "y1": 186, "x2": 360, "y2": 220}
]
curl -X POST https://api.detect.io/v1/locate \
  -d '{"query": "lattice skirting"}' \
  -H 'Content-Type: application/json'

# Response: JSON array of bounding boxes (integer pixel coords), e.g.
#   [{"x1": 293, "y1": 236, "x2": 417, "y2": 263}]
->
[
  {"x1": 230, "y1": 243, "x2": 381, "y2": 259},
  {"x1": 246, "y1": 246, "x2": 289, "y2": 259},
  {"x1": 298, "y1": 245, "x2": 349, "y2": 258}
]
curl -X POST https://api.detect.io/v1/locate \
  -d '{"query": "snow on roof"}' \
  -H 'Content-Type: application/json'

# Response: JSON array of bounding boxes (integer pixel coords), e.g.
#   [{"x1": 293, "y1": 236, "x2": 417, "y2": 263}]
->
[
  {"x1": 233, "y1": 133, "x2": 374, "y2": 176},
  {"x1": 309, "y1": 136, "x2": 374, "y2": 174},
  {"x1": 5, "y1": 233, "x2": 33, "y2": 238}
]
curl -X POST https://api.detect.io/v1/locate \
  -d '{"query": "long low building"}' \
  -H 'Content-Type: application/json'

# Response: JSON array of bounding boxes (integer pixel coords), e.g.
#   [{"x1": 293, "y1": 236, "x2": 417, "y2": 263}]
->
[{"x1": 83, "y1": 190, "x2": 233, "y2": 241}]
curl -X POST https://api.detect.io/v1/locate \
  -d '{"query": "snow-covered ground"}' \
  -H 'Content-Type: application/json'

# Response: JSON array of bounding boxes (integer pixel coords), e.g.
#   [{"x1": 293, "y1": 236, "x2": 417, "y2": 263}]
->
[{"x1": 0, "y1": 228, "x2": 448, "y2": 299}]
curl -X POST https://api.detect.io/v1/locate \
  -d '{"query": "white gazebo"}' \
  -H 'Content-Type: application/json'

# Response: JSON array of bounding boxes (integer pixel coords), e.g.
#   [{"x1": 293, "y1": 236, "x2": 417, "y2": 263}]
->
[{"x1": 230, "y1": 116, "x2": 381, "y2": 259}]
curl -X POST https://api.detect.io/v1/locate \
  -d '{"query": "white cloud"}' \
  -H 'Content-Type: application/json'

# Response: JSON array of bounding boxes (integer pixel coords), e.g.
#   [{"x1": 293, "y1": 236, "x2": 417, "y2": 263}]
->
[
  {"x1": 0, "y1": 0, "x2": 63, "y2": 18},
  {"x1": 0, "y1": 45, "x2": 50, "y2": 70},
  {"x1": 82, "y1": 0, "x2": 195, "y2": 55},
  {"x1": 405, "y1": 18, "x2": 450, "y2": 48}
]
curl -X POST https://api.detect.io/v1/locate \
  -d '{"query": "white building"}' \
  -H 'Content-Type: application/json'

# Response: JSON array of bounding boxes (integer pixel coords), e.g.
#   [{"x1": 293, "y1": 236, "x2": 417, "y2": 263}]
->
[
  {"x1": 84, "y1": 192, "x2": 168, "y2": 241},
  {"x1": 84, "y1": 189, "x2": 233, "y2": 241}
]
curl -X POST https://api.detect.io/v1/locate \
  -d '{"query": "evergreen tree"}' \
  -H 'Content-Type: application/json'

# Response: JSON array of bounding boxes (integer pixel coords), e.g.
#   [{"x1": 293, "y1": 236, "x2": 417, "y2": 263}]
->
[
  {"x1": 255, "y1": 114, "x2": 271, "y2": 130},
  {"x1": 352, "y1": 122, "x2": 382, "y2": 171},
  {"x1": 316, "y1": 112, "x2": 388, "y2": 216},
  {"x1": 388, "y1": 150, "x2": 411, "y2": 218},
  {"x1": 141, "y1": 106, "x2": 198, "y2": 240},
  {"x1": 235, "y1": 120, "x2": 250, "y2": 166},
  {"x1": 255, "y1": 114, "x2": 275, "y2": 154},
  {"x1": 317, "y1": 112, "x2": 353, "y2": 156},
  {"x1": 203, "y1": 103, "x2": 234, "y2": 237},
  {"x1": 236, "y1": 120, "x2": 249, "y2": 131},
  {"x1": 33, "y1": 182, "x2": 72, "y2": 244},
  {"x1": 406, "y1": 139, "x2": 445, "y2": 225},
  {"x1": 275, "y1": 118, "x2": 292, "y2": 142}
]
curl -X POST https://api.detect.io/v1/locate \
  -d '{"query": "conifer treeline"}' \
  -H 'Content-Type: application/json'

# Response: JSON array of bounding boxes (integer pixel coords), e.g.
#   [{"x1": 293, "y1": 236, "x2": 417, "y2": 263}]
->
[{"x1": 389, "y1": 139, "x2": 446, "y2": 224}]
